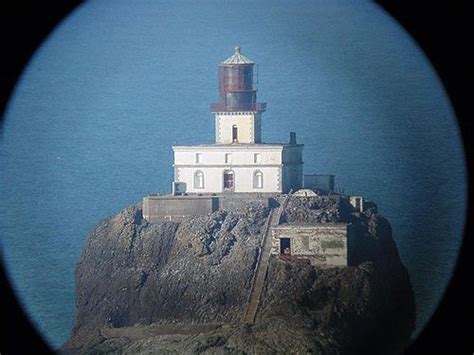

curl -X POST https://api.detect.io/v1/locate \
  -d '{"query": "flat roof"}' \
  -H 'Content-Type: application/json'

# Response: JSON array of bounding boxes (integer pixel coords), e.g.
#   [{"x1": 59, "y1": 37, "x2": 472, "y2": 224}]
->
[
  {"x1": 145, "y1": 194, "x2": 215, "y2": 200},
  {"x1": 173, "y1": 143, "x2": 304, "y2": 149},
  {"x1": 145, "y1": 192, "x2": 280, "y2": 200}
]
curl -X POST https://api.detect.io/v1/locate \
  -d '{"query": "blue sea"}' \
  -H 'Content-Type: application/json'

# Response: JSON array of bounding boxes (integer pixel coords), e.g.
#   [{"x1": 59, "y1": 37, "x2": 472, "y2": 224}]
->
[{"x1": 0, "y1": 1, "x2": 467, "y2": 349}]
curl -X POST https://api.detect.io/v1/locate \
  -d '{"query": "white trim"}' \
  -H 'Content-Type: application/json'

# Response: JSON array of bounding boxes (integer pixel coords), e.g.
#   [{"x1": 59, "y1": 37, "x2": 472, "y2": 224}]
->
[
  {"x1": 174, "y1": 164, "x2": 284, "y2": 168},
  {"x1": 173, "y1": 145, "x2": 288, "y2": 151}
]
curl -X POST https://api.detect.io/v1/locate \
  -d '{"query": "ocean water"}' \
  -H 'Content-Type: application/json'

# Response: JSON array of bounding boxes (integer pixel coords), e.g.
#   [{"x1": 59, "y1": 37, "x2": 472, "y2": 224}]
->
[{"x1": 0, "y1": 1, "x2": 467, "y2": 349}]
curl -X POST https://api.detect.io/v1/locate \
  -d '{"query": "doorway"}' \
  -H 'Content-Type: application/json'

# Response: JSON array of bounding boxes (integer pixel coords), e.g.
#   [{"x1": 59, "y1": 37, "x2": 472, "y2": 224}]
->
[
  {"x1": 232, "y1": 125, "x2": 238, "y2": 142},
  {"x1": 280, "y1": 238, "x2": 291, "y2": 255},
  {"x1": 354, "y1": 197, "x2": 361, "y2": 211},
  {"x1": 223, "y1": 170, "x2": 234, "y2": 190}
]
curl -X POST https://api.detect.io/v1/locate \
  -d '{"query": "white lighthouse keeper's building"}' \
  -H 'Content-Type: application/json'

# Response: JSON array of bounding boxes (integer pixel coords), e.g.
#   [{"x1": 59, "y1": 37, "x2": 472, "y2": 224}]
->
[{"x1": 172, "y1": 47, "x2": 304, "y2": 194}]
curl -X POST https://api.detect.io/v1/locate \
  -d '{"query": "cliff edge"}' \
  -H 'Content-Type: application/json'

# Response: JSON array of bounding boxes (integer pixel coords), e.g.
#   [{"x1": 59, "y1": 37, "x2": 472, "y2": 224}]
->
[{"x1": 61, "y1": 195, "x2": 415, "y2": 354}]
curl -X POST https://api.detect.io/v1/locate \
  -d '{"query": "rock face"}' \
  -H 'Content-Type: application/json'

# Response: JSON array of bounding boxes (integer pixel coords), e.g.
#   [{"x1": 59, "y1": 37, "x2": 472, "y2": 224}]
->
[{"x1": 61, "y1": 195, "x2": 415, "y2": 354}]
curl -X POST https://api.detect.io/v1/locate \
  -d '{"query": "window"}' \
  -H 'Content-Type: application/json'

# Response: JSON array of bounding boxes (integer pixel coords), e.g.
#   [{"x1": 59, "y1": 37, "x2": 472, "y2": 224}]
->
[
  {"x1": 194, "y1": 170, "x2": 204, "y2": 189},
  {"x1": 254, "y1": 153, "x2": 260, "y2": 164},
  {"x1": 280, "y1": 238, "x2": 291, "y2": 255},
  {"x1": 253, "y1": 170, "x2": 263, "y2": 189},
  {"x1": 223, "y1": 170, "x2": 234, "y2": 190},
  {"x1": 225, "y1": 153, "x2": 232, "y2": 164},
  {"x1": 232, "y1": 125, "x2": 238, "y2": 142},
  {"x1": 195, "y1": 153, "x2": 202, "y2": 164}
]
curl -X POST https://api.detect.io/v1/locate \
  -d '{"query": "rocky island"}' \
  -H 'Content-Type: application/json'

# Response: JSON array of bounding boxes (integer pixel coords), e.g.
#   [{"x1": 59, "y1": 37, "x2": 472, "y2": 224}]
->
[
  {"x1": 61, "y1": 193, "x2": 415, "y2": 354},
  {"x1": 61, "y1": 47, "x2": 415, "y2": 354}
]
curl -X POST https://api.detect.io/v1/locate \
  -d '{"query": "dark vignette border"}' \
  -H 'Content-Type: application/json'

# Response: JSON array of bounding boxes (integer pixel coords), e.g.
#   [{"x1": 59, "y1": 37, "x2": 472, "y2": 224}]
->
[
  {"x1": 0, "y1": 1, "x2": 471, "y2": 354},
  {"x1": 0, "y1": 3, "x2": 82, "y2": 354},
  {"x1": 374, "y1": 2, "x2": 471, "y2": 354}
]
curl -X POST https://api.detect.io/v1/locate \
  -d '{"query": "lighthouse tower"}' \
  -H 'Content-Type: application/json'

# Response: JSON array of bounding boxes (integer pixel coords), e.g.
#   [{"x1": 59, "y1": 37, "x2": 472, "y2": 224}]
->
[
  {"x1": 210, "y1": 46, "x2": 266, "y2": 144},
  {"x1": 172, "y1": 47, "x2": 303, "y2": 193}
]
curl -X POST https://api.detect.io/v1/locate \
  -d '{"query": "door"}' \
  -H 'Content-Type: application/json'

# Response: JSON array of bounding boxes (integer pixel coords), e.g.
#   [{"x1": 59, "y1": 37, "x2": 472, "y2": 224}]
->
[
  {"x1": 223, "y1": 170, "x2": 234, "y2": 190},
  {"x1": 232, "y1": 125, "x2": 238, "y2": 142},
  {"x1": 355, "y1": 197, "x2": 361, "y2": 211}
]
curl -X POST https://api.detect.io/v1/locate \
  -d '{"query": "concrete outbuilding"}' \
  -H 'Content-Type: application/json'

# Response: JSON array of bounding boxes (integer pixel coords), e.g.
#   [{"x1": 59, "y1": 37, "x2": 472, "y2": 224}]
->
[{"x1": 270, "y1": 223, "x2": 348, "y2": 267}]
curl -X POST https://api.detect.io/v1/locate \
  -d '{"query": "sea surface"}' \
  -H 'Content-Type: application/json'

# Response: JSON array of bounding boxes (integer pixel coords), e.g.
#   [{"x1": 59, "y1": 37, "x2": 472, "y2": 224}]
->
[{"x1": 0, "y1": 1, "x2": 467, "y2": 349}]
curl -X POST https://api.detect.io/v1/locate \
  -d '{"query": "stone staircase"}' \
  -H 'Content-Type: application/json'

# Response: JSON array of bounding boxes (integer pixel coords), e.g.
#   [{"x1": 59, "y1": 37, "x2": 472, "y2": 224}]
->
[{"x1": 242, "y1": 195, "x2": 290, "y2": 324}]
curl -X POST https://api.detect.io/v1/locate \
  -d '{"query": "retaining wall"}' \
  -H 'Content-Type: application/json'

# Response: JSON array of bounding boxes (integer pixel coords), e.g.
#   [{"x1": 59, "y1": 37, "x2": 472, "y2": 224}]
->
[
  {"x1": 143, "y1": 193, "x2": 276, "y2": 222},
  {"x1": 143, "y1": 195, "x2": 218, "y2": 222}
]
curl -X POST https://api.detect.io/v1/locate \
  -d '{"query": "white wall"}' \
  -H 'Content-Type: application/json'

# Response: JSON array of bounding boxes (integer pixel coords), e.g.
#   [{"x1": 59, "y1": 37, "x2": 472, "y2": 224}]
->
[
  {"x1": 173, "y1": 146, "x2": 282, "y2": 165},
  {"x1": 173, "y1": 144, "x2": 305, "y2": 193},
  {"x1": 215, "y1": 112, "x2": 262, "y2": 144},
  {"x1": 176, "y1": 166, "x2": 282, "y2": 193}
]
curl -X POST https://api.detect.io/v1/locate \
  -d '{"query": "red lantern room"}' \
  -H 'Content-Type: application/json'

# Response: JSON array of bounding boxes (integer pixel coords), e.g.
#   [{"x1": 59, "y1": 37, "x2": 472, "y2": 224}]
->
[{"x1": 211, "y1": 46, "x2": 266, "y2": 113}]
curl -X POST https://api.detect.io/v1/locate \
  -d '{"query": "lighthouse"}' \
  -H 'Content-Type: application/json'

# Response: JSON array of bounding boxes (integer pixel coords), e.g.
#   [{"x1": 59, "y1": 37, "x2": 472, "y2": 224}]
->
[
  {"x1": 210, "y1": 45, "x2": 265, "y2": 144},
  {"x1": 172, "y1": 47, "x2": 304, "y2": 193}
]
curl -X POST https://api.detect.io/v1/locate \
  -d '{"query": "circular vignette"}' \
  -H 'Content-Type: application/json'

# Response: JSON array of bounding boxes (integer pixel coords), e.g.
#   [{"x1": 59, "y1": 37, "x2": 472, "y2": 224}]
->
[
  {"x1": 0, "y1": 2, "x2": 470, "y2": 354},
  {"x1": 375, "y1": 2, "x2": 471, "y2": 354},
  {"x1": 1, "y1": 3, "x2": 82, "y2": 354}
]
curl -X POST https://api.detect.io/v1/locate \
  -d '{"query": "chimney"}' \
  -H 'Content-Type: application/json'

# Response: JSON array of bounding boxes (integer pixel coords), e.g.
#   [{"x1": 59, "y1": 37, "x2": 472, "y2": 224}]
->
[{"x1": 289, "y1": 132, "x2": 297, "y2": 145}]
